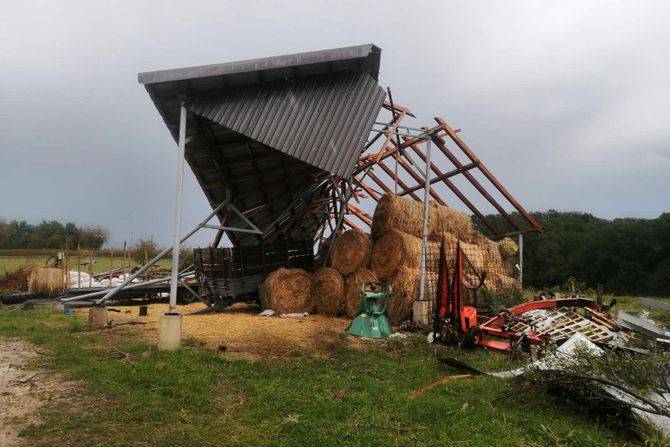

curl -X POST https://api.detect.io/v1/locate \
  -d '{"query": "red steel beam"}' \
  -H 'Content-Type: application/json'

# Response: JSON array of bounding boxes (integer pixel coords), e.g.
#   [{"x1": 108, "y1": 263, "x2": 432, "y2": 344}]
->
[
  {"x1": 352, "y1": 176, "x2": 381, "y2": 201},
  {"x1": 391, "y1": 150, "x2": 446, "y2": 205},
  {"x1": 403, "y1": 138, "x2": 501, "y2": 236},
  {"x1": 399, "y1": 162, "x2": 480, "y2": 196},
  {"x1": 435, "y1": 118, "x2": 543, "y2": 233},
  {"x1": 347, "y1": 204, "x2": 373, "y2": 226},
  {"x1": 430, "y1": 132, "x2": 522, "y2": 231},
  {"x1": 375, "y1": 158, "x2": 422, "y2": 201}
]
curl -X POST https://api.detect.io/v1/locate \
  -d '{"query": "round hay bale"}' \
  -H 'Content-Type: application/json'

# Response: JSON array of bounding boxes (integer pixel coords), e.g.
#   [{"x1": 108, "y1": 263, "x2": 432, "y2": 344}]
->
[
  {"x1": 497, "y1": 237, "x2": 519, "y2": 259},
  {"x1": 388, "y1": 267, "x2": 420, "y2": 325},
  {"x1": 329, "y1": 230, "x2": 372, "y2": 275},
  {"x1": 259, "y1": 268, "x2": 313, "y2": 314},
  {"x1": 371, "y1": 230, "x2": 422, "y2": 280},
  {"x1": 28, "y1": 267, "x2": 65, "y2": 296},
  {"x1": 486, "y1": 272, "x2": 519, "y2": 291},
  {"x1": 343, "y1": 268, "x2": 377, "y2": 318},
  {"x1": 371, "y1": 194, "x2": 472, "y2": 241},
  {"x1": 311, "y1": 267, "x2": 345, "y2": 315}
]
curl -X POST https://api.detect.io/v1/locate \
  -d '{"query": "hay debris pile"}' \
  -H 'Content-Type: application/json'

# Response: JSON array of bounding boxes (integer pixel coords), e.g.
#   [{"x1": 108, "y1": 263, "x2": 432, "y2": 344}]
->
[
  {"x1": 329, "y1": 230, "x2": 371, "y2": 275},
  {"x1": 259, "y1": 268, "x2": 313, "y2": 314},
  {"x1": 311, "y1": 267, "x2": 344, "y2": 316}
]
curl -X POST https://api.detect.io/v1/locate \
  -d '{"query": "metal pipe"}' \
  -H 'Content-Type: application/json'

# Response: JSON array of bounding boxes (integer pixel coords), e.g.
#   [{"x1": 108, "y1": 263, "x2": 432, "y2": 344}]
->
[
  {"x1": 418, "y1": 139, "x2": 431, "y2": 302},
  {"x1": 90, "y1": 200, "x2": 228, "y2": 306},
  {"x1": 168, "y1": 103, "x2": 188, "y2": 314},
  {"x1": 61, "y1": 270, "x2": 194, "y2": 302},
  {"x1": 518, "y1": 233, "x2": 524, "y2": 288}
]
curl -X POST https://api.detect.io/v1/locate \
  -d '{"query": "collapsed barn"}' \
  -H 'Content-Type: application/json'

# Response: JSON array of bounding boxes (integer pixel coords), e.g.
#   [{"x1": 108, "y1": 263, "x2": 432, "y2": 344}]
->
[{"x1": 135, "y1": 43, "x2": 543, "y2": 318}]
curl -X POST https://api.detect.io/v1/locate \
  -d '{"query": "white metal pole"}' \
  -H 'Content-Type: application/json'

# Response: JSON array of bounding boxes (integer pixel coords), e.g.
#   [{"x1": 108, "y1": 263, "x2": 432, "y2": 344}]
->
[
  {"x1": 418, "y1": 139, "x2": 431, "y2": 302},
  {"x1": 518, "y1": 233, "x2": 524, "y2": 288},
  {"x1": 168, "y1": 103, "x2": 187, "y2": 314}
]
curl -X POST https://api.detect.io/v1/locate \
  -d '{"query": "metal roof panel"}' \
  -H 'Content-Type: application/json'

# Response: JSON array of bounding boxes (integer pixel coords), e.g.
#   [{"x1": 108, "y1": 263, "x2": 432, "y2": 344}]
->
[{"x1": 186, "y1": 72, "x2": 385, "y2": 177}]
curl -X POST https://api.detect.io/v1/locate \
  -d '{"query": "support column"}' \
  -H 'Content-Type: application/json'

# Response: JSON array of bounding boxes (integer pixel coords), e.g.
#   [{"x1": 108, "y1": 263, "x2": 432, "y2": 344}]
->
[
  {"x1": 415, "y1": 139, "x2": 431, "y2": 325},
  {"x1": 159, "y1": 102, "x2": 187, "y2": 350},
  {"x1": 518, "y1": 233, "x2": 524, "y2": 289}
]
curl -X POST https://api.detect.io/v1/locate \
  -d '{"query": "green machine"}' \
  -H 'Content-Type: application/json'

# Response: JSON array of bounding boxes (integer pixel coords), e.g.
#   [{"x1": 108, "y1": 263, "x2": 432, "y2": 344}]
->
[{"x1": 347, "y1": 282, "x2": 393, "y2": 339}]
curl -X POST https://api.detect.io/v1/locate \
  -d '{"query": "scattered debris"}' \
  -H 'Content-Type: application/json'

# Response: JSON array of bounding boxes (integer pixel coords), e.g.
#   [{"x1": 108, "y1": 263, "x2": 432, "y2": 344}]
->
[
  {"x1": 280, "y1": 312, "x2": 310, "y2": 318},
  {"x1": 407, "y1": 374, "x2": 477, "y2": 400}
]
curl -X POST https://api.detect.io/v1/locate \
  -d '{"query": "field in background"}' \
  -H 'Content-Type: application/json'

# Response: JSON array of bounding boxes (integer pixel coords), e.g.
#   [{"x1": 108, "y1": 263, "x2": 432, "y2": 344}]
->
[{"x1": 0, "y1": 249, "x2": 172, "y2": 276}]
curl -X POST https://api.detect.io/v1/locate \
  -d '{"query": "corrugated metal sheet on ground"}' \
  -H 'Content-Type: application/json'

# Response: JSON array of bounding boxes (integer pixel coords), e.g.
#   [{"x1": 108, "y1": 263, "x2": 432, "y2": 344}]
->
[{"x1": 186, "y1": 72, "x2": 385, "y2": 178}]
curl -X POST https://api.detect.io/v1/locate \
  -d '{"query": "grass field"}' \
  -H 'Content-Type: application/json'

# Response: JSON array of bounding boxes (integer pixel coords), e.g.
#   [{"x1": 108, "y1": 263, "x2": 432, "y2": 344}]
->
[
  {"x1": 0, "y1": 251, "x2": 172, "y2": 276},
  {"x1": 0, "y1": 307, "x2": 648, "y2": 447}
]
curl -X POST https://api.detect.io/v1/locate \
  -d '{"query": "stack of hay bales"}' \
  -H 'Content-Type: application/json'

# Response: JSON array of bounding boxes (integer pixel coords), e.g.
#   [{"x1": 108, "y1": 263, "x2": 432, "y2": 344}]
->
[
  {"x1": 370, "y1": 230, "x2": 424, "y2": 280},
  {"x1": 258, "y1": 195, "x2": 518, "y2": 321},
  {"x1": 259, "y1": 268, "x2": 313, "y2": 314},
  {"x1": 311, "y1": 267, "x2": 344, "y2": 315},
  {"x1": 371, "y1": 194, "x2": 473, "y2": 241},
  {"x1": 329, "y1": 230, "x2": 371, "y2": 275},
  {"x1": 28, "y1": 267, "x2": 65, "y2": 296},
  {"x1": 368, "y1": 194, "x2": 519, "y2": 323}
]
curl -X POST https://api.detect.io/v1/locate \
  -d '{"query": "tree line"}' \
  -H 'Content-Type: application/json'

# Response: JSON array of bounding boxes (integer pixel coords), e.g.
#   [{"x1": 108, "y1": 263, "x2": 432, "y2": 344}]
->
[
  {"x1": 477, "y1": 211, "x2": 670, "y2": 296},
  {"x1": 0, "y1": 219, "x2": 109, "y2": 250}
]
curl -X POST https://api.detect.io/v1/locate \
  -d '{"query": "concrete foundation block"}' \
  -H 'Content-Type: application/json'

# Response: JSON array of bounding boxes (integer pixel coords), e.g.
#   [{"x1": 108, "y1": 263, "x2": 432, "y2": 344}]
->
[
  {"x1": 88, "y1": 306, "x2": 109, "y2": 329},
  {"x1": 413, "y1": 300, "x2": 431, "y2": 325},
  {"x1": 158, "y1": 313, "x2": 182, "y2": 351}
]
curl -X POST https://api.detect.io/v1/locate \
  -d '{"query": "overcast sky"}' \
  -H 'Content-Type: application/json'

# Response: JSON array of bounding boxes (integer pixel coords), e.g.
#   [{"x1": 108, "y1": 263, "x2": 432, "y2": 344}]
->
[{"x1": 1, "y1": 0, "x2": 668, "y2": 247}]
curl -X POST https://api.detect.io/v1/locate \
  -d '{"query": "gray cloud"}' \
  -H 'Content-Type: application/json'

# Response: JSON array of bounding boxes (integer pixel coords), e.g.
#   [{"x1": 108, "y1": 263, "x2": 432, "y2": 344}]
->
[{"x1": 0, "y1": 0, "x2": 668, "y2": 247}]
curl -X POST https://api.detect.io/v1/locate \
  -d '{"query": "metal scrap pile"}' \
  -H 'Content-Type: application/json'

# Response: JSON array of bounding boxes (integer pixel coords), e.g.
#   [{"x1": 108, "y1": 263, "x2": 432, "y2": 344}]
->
[{"x1": 441, "y1": 297, "x2": 670, "y2": 438}]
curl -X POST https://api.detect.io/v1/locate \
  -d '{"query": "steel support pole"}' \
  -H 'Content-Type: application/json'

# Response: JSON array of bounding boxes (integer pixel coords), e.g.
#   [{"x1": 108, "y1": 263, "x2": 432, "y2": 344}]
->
[
  {"x1": 418, "y1": 139, "x2": 431, "y2": 302},
  {"x1": 168, "y1": 103, "x2": 188, "y2": 314},
  {"x1": 518, "y1": 233, "x2": 524, "y2": 288},
  {"x1": 84, "y1": 200, "x2": 227, "y2": 305}
]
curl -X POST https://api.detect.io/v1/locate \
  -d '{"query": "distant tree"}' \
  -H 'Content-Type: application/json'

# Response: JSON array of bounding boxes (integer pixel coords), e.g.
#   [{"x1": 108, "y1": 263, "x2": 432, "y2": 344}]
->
[
  {"x1": 78, "y1": 225, "x2": 109, "y2": 249},
  {"x1": 0, "y1": 219, "x2": 8, "y2": 247},
  {"x1": 0, "y1": 218, "x2": 109, "y2": 250},
  {"x1": 131, "y1": 239, "x2": 158, "y2": 264},
  {"x1": 474, "y1": 210, "x2": 670, "y2": 296}
]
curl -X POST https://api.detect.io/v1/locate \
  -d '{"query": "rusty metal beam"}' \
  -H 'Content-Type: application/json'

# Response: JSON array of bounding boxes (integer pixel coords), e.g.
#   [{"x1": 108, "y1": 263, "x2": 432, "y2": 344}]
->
[
  {"x1": 375, "y1": 158, "x2": 422, "y2": 201},
  {"x1": 347, "y1": 204, "x2": 373, "y2": 226},
  {"x1": 391, "y1": 150, "x2": 446, "y2": 205},
  {"x1": 429, "y1": 133, "x2": 522, "y2": 231},
  {"x1": 352, "y1": 176, "x2": 381, "y2": 201},
  {"x1": 435, "y1": 118, "x2": 543, "y2": 233},
  {"x1": 402, "y1": 138, "x2": 501, "y2": 236}
]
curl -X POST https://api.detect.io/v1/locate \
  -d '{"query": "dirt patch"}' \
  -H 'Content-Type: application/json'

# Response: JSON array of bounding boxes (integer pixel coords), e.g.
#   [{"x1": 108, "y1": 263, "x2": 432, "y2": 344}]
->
[
  {"x1": 0, "y1": 338, "x2": 73, "y2": 446},
  {"x1": 81, "y1": 302, "x2": 378, "y2": 360},
  {"x1": 0, "y1": 267, "x2": 30, "y2": 292}
]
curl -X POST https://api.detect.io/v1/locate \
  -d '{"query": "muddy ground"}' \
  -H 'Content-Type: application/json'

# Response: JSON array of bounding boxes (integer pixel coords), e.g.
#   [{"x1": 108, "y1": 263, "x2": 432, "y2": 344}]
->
[{"x1": 0, "y1": 338, "x2": 73, "y2": 446}]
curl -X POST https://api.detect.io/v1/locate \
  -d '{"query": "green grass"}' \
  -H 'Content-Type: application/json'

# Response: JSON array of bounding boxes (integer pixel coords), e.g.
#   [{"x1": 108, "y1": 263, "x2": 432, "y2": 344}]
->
[
  {"x1": 0, "y1": 308, "x2": 639, "y2": 447},
  {"x1": 0, "y1": 253, "x2": 171, "y2": 276}
]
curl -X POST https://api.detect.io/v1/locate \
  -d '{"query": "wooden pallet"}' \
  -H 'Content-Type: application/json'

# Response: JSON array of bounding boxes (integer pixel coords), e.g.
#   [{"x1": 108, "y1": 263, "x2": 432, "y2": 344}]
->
[{"x1": 506, "y1": 309, "x2": 612, "y2": 343}]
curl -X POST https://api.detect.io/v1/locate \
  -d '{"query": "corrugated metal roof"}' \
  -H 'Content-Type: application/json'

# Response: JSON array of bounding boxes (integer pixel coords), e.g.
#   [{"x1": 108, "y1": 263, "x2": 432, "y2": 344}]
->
[
  {"x1": 186, "y1": 72, "x2": 385, "y2": 178},
  {"x1": 139, "y1": 44, "x2": 385, "y2": 246},
  {"x1": 138, "y1": 43, "x2": 381, "y2": 86}
]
